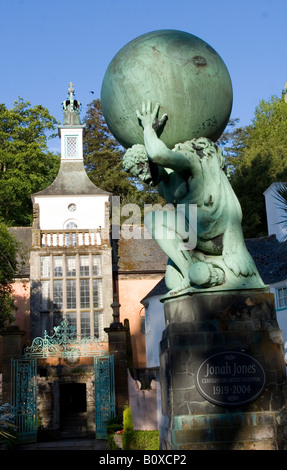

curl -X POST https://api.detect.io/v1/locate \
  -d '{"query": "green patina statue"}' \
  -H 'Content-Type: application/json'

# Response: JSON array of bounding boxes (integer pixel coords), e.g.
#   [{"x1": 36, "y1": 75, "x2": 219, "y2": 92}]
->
[
  {"x1": 101, "y1": 29, "x2": 265, "y2": 295},
  {"x1": 123, "y1": 102, "x2": 265, "y2": 294}
]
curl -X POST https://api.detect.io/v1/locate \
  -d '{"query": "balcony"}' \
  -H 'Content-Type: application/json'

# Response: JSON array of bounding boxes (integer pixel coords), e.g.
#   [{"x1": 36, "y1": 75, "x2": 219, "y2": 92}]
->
[{"x1": 32, "y1": 229, "x2": 106, "y2": 248}]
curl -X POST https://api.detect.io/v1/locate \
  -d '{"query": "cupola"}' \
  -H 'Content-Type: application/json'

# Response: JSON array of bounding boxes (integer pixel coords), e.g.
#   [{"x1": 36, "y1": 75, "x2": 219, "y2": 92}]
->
[{"x1": 58, "y1": 82, "x2": 85, "y2": 161}]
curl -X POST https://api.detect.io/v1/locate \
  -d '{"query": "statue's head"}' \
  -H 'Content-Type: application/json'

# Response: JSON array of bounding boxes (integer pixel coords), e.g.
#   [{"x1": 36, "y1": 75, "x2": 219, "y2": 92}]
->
[{"x1": 123, "y1": 144, "x2": 153, "y2": 183}]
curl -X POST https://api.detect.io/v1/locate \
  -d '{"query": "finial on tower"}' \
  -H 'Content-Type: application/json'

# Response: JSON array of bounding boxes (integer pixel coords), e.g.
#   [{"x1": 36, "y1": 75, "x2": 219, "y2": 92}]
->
[
  {"x1": 62, "y1": 82, "x2": 81, "y2": 125},
  {"x1": 68, "y1": 82, "x2": 75, "y2": 111}
]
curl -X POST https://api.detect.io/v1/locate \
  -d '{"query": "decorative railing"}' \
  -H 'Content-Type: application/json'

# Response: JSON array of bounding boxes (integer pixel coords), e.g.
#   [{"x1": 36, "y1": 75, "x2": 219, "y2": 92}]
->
[
  {"x1": 32, "y1": 229, "x2": 104, "y2": 247},
  {"x1": 23, "y1": 318, "x2": 107, "y2": 359}
]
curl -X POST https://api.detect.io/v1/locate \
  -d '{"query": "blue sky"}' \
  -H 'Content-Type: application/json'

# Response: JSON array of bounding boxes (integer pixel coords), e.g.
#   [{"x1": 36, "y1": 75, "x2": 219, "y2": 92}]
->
[{"x1": 1, "y1": 0, "x2": 287, "y2": 152}]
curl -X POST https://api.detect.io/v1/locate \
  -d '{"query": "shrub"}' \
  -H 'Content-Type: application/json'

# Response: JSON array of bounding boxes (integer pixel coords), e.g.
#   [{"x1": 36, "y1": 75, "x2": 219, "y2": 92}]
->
[
  {"x1": 0, "y1": 403, "x2": 17, "y2": 448},
  {"x1": 121, "y1": 405, "x2": 159, "y2": 450},
  {"x1": 107, "y1": 414, "x2": 123, "y2": 450},
  {"x1": 106, "y1": 414, "x2": 123, "y2": 434},
  {"x1": 126, "y1": 430, "x2": 159, "y2": 450},
  {"x1": 122, "y1": 405, "x2": 133, "y2": 450},
  {"x1": 123, "y1": 405, "x2": 133, "y2": 431}
]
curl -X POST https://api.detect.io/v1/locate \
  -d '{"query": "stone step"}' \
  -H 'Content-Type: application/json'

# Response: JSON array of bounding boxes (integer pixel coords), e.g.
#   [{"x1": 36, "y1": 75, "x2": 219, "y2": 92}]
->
[
  {"x1": 15, "y1": 439, "x2": 109, "y2": 451},
  {"x1": 60, "y1": 412, "x2": 88, "y2": 432}
]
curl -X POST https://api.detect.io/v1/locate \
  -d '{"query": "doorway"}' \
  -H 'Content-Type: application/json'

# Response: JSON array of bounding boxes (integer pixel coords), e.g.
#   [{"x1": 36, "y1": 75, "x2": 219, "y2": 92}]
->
[{"x1": 60, "y1": 383, "x2": 88, "y2": 437}]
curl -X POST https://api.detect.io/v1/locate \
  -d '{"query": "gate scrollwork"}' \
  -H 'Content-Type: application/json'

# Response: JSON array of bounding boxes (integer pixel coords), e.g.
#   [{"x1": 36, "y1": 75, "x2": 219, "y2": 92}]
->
[{"x1": 23, "y1": 318, "x2": 106, "y2": 359}]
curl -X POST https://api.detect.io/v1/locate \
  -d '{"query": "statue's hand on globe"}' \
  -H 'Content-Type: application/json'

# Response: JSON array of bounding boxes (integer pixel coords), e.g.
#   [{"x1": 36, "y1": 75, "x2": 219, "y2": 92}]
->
[{"x1": 136, "y1": 101, "x2": 167, "y2": 132}]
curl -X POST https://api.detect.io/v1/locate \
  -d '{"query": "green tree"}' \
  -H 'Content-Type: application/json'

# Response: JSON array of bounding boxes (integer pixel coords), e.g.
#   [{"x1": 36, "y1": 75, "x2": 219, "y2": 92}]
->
[
  {"x1": 226, "y1": 95, "x2": 287, "y2": 237},
  {"x1": 218, "y1": 118, "x2": 250, "y2": 174},
  {"x1": 83, "y1": 100, "x2": 163, "y2": 207},
  {"x1": 0, "y1": 221, "x2": 21, "y2": 329},
  {"x1": 0, "y1": 99, "x2": 60, "y2": 226}
]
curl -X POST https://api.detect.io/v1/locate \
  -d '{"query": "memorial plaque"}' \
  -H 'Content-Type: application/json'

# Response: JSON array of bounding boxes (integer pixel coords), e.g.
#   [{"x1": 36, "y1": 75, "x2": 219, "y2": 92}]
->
[{"x1": 195, "y1": 351, "x2": 266, "y2": 406}]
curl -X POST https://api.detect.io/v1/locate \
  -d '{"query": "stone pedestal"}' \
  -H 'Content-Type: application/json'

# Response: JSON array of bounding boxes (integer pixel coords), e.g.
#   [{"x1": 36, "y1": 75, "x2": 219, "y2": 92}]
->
[
  {"x1": 159, "y1": 290, "x2": 287, "y2": 450},
  {"x1": 104, "y1": 320, "x2": 130, "y2": 417}
]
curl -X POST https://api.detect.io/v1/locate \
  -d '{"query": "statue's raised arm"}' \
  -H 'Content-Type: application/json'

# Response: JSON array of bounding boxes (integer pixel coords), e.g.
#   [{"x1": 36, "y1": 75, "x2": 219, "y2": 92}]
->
[{"x1": 136, "y1": 102, "x2": 192, "y2": 174}]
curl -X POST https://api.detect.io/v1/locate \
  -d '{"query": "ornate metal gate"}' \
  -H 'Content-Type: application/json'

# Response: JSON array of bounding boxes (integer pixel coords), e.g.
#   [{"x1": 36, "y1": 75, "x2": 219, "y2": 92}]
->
[
  {"x1": 11, "y1": 319, "x2": 115, "y2": 443},
  {"x1": 94, "y1": 355, "x2": 115, "y2": 439},
  {"x1": 11, "y1": 359, "x2": 37, "y2": 443}
]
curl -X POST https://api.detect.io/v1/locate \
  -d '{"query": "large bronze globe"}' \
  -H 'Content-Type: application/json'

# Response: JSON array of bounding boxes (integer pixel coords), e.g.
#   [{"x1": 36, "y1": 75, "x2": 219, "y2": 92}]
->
[{"x1": 101, "y1": 30, "x2": 233, "y2": 149}]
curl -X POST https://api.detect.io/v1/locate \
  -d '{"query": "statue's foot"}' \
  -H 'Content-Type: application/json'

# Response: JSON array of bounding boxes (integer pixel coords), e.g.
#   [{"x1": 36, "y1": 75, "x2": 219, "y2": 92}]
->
[
  {"x1": 189, "y1": 262, "x2": 224, "y2": 287},
  {"x1": 165, "y1": 262, "x2": 225, "y2": 296},
  {"x1": 169, "y1": 278, "x2": 191, "y2": 295}
]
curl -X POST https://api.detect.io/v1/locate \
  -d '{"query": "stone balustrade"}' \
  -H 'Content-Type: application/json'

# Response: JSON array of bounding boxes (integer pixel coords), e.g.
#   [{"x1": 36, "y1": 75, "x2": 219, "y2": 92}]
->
[{"x1": 32, "y1": 229, "x2": 104, "y2": 247}]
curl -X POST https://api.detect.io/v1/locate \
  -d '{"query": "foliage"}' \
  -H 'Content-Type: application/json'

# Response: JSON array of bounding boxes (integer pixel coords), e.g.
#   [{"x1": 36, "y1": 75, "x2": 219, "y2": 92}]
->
[
  {"x1": 107, "y1": 422, "x2": 123, "y2": 434},
  {"x1": 121, "y1": 404, "x2": 133, "y2": 449},
  {"x1": 123, "y1": 404, "x2": 133, "y2": 432},
  {"x1": 106, "y1": 414, "x2": 123, "y2": 434},
  {"x1": 124, "y1": 430, "x2": 159, "y2": 451},
  {"x1": 0, "y1": 403, "x2": 17, "y2": 447},
  {"x1": 83, "y1": 100, "x2": 163, "y2": 208},
  {"x1": 0, "y1": 99, "x2": 60, "y2": 226},
  {"x1": 0, "y1": 222, "x2": 22, "y2": 328},
  {"x1": 218, "y1": 118, "x2": 250, "y2": 174},
  {"x1": 120, "y1": 404, "x2": 159, "y2": 450},
  {"x1": 110, "y1": 404, "x2": 132, "y2": 450},
  {"x1": 107, "y1": 433, "x2": 120, "y2": 450},
  {"x1": 106, "y1": 413, "x2": 123, "y2": 449},
  {"x1": 222, "y1": 96, "x2": 287, "y2": 237}
]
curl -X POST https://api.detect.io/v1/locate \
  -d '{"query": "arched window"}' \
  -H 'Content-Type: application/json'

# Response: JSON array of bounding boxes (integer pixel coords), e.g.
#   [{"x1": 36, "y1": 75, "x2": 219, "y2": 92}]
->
[{"x1": 65, "y1": 221, "x2": 78, "y2": 229}]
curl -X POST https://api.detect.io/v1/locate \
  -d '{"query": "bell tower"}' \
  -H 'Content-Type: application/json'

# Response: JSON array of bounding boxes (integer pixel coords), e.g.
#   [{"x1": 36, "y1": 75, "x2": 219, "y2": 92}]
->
[
  {"x1": 59, "y1": 82, "x2": 85, "y2": 161},
  {"x1": 30, "y1": 83, "x2": 113, "y2": 340}
]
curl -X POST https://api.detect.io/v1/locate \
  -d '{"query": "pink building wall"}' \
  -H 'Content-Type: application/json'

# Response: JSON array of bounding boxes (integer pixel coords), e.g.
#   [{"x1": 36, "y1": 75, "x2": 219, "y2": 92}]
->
[
  {"x1": 118, "y1": 277, "x2": 163, "y2": 369},
  {"x1": 0, "y1": 280, "x2": 30, "y2": 370},
  {"x1": 12, "y1": 279, "x2": 30, "y2": 343}
]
